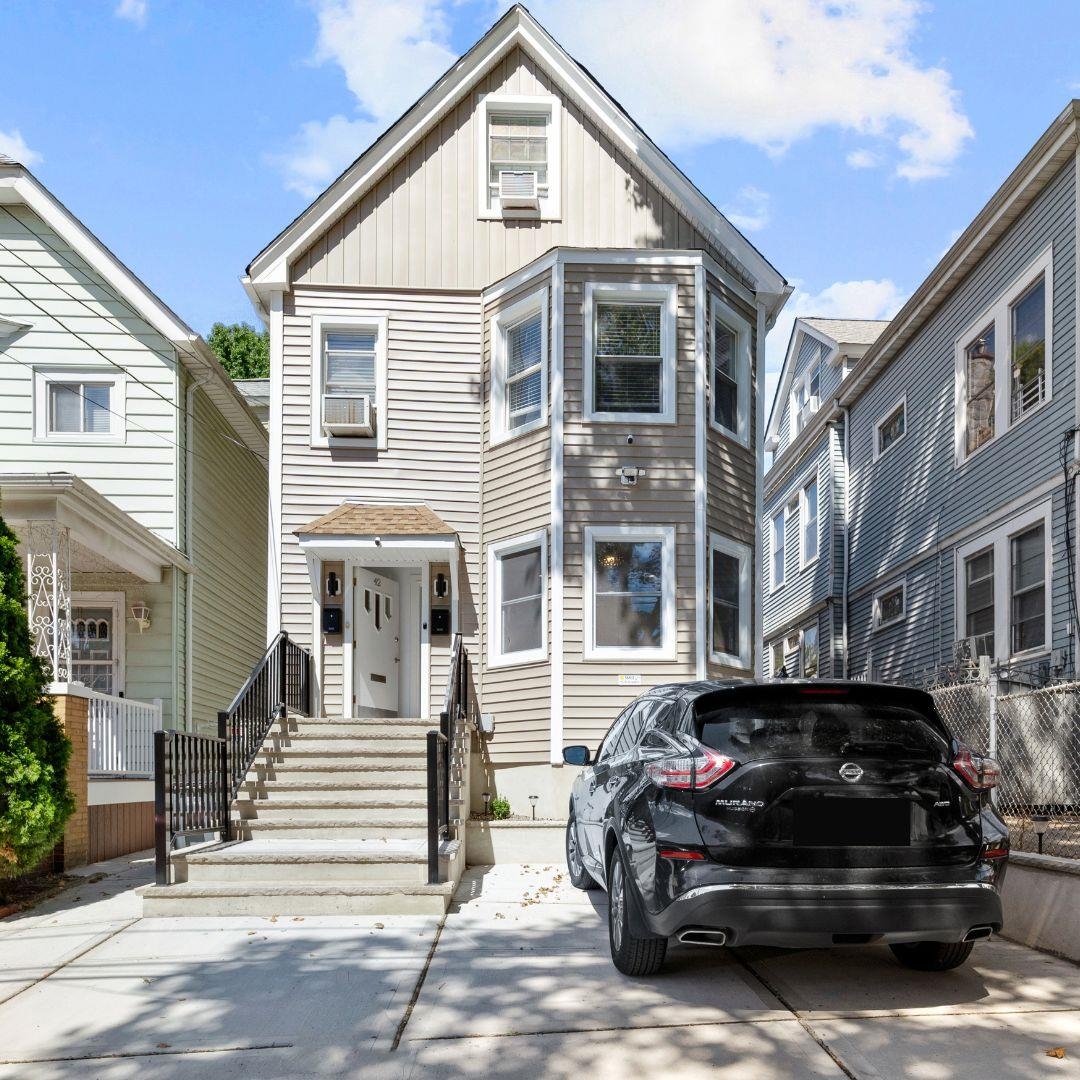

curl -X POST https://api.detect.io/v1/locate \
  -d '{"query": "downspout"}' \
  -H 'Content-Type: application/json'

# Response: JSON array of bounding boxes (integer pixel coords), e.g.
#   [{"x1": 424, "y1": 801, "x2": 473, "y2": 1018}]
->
[
  {"x1": 755, "y1": 301, "x2": 768, "y2": 677},
  {"x1": 185, "y1": 364, "x2": 213, "y2": 731},
  {"x1": 839, "y1": 401, "x2": 850, "y2": 678},
  {"x1": 1073, "y1": 138, "x2": 1080, "y2": 669}
]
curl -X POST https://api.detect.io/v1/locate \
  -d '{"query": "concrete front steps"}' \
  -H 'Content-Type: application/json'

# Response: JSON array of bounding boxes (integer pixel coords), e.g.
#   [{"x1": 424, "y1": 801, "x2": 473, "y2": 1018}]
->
[{"x1": 141, "y1": 714, "x2": 467, "y2": 917}]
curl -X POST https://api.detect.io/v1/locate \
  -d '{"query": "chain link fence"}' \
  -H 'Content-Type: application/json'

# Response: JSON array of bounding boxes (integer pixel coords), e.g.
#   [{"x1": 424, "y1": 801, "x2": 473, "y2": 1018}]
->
[{"x1": 903, "y1": 658, "x2": 1080, "y2": 859}]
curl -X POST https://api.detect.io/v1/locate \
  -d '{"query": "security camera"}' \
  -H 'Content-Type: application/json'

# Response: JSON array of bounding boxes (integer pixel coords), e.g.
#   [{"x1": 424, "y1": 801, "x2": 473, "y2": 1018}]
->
[{"x1": 626, "y1": 434, "x2": 635, "y2": 445}]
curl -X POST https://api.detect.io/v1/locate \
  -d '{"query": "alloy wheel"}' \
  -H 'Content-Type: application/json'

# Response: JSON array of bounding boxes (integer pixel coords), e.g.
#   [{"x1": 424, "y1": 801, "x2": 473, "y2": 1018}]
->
[{"x1": 610, "y1": 858, "x2": 625, "y2": 951}]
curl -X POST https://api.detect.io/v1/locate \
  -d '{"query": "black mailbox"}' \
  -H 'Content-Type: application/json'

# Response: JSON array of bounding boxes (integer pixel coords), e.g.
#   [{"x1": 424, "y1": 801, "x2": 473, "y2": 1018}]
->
[
  {"x1": 430, "y1": 608, "x2": 451, "y2": 635},
  {"x1": 322, "y1": 607, "x2": 343, "y2": 635}
]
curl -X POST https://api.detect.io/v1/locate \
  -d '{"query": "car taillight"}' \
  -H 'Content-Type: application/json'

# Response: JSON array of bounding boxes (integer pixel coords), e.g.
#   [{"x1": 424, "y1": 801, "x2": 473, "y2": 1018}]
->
[
  {"x1": 646, "y1": 745, "x2": 737, "y2": 790},
  {"x1": 953, "y1": 745, "x2": 1000, "y2": 790}
]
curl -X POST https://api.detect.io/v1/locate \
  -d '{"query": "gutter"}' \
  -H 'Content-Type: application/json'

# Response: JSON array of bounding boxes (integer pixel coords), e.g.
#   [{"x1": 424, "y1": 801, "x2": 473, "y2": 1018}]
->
[{"x1": 755, "y1": 301, "x2": 768, "y2": 675}]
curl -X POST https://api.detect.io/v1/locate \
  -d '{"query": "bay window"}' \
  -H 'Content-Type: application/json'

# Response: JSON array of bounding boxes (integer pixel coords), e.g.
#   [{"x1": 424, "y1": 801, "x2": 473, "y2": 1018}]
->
[
  {"x1": 491, "y1": 288, "x2": 548, "y2": 443},
  {"x1": 709, "y1": 295, "x2": 751, "y2": 444},
  {"x1": 709, "y1": 534, "x2": 751, "y2": 668}
]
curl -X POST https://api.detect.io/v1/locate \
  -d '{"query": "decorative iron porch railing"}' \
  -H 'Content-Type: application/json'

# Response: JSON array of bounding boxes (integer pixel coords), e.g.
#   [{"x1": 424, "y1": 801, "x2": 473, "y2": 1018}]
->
[
  {"x1": 154, "y1": 631, "x2": 313, "y2": 885},
  {"x1": 428, "y1": 633, "x2": 469, "y2": 884}
]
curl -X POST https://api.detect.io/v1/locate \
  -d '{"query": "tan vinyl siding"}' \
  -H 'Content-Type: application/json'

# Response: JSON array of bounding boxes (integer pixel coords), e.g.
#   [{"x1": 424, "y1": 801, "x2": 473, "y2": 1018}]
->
[
  {"x1": 292, "y1": 47, "x2": 736, "y2": 292},
  {"x1": 0, "y1": 204, "x2": 179, "y2": 543},
  {"x1": 705, "y1": 270, "x2": 757, "y2": 678},
  {"x1": 561, "y1": 263, "x2": 698, "y2": 748},
  {"x1": 479, "y1": 270, "x2": 552, "y2": 763},
  {"x1": 280, "y1": 288, "x2": 482, "y2": 718},
  {"x1": 190, "y1": 387, "x2": 269, "y2": 732}
]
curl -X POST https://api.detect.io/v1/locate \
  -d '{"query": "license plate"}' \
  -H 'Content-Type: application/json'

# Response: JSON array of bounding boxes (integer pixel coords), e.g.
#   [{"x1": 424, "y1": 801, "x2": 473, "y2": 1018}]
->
[{"x1": 795, "y1": 796, "x2": 911, "y2": 847}]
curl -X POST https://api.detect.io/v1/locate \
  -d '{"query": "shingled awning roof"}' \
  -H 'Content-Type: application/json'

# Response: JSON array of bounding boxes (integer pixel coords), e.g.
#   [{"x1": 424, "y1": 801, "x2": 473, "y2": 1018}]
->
[{"x1": 296, "y1": 503, "x2": 457, "y2": 538}]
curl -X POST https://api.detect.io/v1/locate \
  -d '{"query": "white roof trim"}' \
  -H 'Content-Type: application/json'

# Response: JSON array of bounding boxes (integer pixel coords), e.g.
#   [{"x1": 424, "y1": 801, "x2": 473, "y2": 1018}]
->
[
  {"x1": 0, "y1": 314, "x2": 32, "y2": 337},
  {"x1": 764, "y1": 319, "x2": 839, "y2": 449},
  {"x1": 297, "y1": 534, "x2": 458, "y2": 566},
  {"x1": 247, "y1": 5, "x2": 785, "y2": 304},
  {"x1": 0, "y1": 163, "x2": 269, "y2": 462}
]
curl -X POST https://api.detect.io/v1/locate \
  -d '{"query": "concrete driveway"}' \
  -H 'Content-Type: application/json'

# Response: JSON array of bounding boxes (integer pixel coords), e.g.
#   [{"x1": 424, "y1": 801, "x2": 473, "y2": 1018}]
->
[{"x1": 0, "y1": 854, "x2": 1077, "y2": 1079}]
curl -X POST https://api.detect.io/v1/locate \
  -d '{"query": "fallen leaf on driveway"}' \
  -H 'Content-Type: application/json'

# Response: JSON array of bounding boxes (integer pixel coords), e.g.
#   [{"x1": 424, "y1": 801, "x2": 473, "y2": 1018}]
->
[
  {"x1": 374, "y1": 922, "x2": 384, "y2": 929},
  {"x1": 1045, "y1": 1047, "x2": 1066, "y2": 1059},
  {"x1": 247, "y1": 931, "x2": 256, "y2": 936},
  {"x1": 269, "y1": 915, "x2": 278, "y2": 923},
  {"x1": 156, "y1": 1043, "x2": 170, "y2": 1049},
  {"x1": 292, "y1": 917, "x2": 304, "y2": 922}
]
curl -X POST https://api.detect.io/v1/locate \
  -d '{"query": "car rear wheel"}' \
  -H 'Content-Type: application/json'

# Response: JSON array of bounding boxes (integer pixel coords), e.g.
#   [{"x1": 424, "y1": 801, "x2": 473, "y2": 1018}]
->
[
  {"x1": 889, "y1": 940, "x2": 975, "y2": 971},
  {"x1": 608, "y1": 849, "x2": 667, "y2": 977},
  {"x1": 565, "y1": 811, "x2": 596, "y2": 890}
]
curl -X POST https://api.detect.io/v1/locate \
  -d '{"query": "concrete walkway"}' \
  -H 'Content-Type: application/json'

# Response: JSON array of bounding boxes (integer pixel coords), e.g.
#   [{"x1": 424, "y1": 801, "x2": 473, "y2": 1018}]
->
[{"x1": 1, "y1": 854, "x2": 1078, "y2": 1078}]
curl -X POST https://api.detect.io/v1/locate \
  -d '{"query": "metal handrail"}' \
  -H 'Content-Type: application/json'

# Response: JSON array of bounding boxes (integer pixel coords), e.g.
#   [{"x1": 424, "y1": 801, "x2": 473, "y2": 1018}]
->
[{"x1": 429, "y1": 633, "x2": 468, "y2": 884}]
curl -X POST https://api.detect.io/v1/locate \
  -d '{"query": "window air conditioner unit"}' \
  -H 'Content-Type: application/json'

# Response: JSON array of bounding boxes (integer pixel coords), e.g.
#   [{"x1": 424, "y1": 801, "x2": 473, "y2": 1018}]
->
[
  {"x1": 322, "y1": 393, "x2": 374, "y2": 437},
  {"x1": 498, "y1": 170, "x2": 539, "y2": 209}
]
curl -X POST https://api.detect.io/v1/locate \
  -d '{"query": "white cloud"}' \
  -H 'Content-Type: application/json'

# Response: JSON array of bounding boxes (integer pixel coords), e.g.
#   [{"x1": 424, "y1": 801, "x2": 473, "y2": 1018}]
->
[
  {"x1": 275, "y1": 0, "x2": 457, "y2": 197},
  {"x1": 846, "y1": 148, "x2": 880, "y2": 169},
  {"x1": 0, "y1": 128, "x2": 42, "y2": 166},
  {"x1": 765, "y1": 278, "x2": 906, "y2": 417},
  {"x1": 114, "y1": 0, "x2": 147, "y2": 27},
  {"x1": 532, "y1": 0, "x2": 971, "y2": 181},
  {"x1": 722, "y1": 185, "x2": 770, "y2": 232}
]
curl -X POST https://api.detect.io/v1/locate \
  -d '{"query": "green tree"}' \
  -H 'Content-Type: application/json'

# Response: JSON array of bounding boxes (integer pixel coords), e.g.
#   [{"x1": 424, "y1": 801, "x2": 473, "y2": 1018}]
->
[
  {"x1": 0, "y1": 511, "x2": 74, "y2": 880},
  {"x1": 207, "y1": 321, "x2": 270, "y2": 380}
]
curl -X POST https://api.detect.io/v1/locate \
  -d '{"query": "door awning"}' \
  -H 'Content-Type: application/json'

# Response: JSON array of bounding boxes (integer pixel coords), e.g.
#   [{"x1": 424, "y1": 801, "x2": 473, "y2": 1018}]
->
[{"x1": 294, "y1": 503, "x2": 459, "y2": 565}]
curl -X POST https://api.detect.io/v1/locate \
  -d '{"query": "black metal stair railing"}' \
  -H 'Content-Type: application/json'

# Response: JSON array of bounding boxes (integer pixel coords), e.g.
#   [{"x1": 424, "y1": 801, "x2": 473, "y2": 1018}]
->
[
  {"x1": 428, "y1": 633, "x2": 469, "y2": 884},
  {"x1": 154, "y1": 630, "x2": 313, "y2": 885}
]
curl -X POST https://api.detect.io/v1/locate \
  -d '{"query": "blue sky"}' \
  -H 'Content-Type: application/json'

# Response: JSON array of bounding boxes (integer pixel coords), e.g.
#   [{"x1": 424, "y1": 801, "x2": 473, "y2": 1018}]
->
[{"x1": 4, "y1": 0, "x2": 1080, "y2": 408}]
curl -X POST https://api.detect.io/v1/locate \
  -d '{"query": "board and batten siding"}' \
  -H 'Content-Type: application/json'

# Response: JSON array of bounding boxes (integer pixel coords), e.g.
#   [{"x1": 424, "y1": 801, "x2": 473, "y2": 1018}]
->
[
  {"x1": 704, "y1": 269, "x2": 758, "y2": 677},
  {"x1": 0, "y1": 203, "x2": 179, "y2": 544},
  {"x1": 479, "y1": 270, "x2": 552, "y2": 763},
  {"x1": 560, "y1": 263, "x2": 698, "y2": 749},
  {"x1": 847, "y1": 156, "x2": 1075, "y2": 596},
  {"x1": 291, "y1": 46, "x2": 739, "y2": 294},
  {"x1": 189, "y1": 387, "x2": 268, "y2": 731},
  {"x1": 279, "y1": 287, "x2": 482, "y2": 717}
]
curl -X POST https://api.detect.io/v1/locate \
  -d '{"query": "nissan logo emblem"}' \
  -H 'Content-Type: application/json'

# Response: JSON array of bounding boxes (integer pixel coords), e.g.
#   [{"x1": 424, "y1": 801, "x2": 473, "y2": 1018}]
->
[{"x1": 839, "y1": 762, "x2": 863, "y2": 783}]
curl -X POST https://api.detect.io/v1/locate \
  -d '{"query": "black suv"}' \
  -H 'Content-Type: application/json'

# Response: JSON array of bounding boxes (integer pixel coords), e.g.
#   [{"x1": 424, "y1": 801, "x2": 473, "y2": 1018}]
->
[{"x1": 563, "y1": 680, "x2": 1008, "y2": 976}]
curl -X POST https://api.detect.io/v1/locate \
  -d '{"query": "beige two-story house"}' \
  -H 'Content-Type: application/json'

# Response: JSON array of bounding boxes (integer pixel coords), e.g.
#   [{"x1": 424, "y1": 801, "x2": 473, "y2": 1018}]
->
[{"x1": 243, "y1": 5, "x2": 789, "y2": 817}]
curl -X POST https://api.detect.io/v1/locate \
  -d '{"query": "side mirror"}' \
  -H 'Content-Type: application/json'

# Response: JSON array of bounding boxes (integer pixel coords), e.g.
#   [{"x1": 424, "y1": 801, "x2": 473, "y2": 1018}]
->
[{"x1": 562, "y1": 745, "x2": 592, "y2": 766}]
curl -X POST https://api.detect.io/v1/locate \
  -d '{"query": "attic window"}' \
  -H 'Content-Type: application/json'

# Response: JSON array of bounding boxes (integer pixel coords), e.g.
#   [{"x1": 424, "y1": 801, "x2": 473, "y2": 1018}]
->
[{"x1": 479, "y1": 94, "x2": 561, "y2": 219}]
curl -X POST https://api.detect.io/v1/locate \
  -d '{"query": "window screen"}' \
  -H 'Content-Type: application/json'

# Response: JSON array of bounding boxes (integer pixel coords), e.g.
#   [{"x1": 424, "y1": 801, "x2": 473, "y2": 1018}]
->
[
  {"x1": 498, "y1": 545, "x2": 543, "y2": 655},
  {"x1": 506, "y1": 311, "x2": 543, "y2": 430},
  {"x1": 48, "y1": 382, "x2": 111, "y2": 435},
  {"x1": 594, "y1": 302, "x2": 663, "y2": 413}
]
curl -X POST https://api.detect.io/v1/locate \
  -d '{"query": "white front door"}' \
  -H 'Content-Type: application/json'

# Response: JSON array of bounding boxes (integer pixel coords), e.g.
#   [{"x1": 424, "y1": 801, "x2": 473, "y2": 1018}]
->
[{"x1": 353, "y1": 569, "x2": 400, "y2": 714}]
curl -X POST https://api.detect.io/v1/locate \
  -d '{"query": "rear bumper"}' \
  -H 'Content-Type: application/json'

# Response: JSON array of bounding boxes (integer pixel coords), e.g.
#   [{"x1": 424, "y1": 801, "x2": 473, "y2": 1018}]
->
[{"x1": 646, "y1": 881, "x2": 1003, "y2": 947}]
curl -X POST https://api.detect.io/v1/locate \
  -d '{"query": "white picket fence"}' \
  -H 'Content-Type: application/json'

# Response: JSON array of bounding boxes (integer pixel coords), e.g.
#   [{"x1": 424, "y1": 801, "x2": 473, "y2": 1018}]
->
[{"x1": 85, "y1": 690, "x2": 163, "y2": 777}]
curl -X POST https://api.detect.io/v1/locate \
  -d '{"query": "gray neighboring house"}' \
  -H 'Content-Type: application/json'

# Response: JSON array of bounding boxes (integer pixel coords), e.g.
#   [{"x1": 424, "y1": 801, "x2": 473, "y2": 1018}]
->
[
  {"x1": 762, "y1": 318, "x2": 887, "y2": 677},
  {"x1": 762, "y1": 101, "x2": 1080, "y2": 684}
]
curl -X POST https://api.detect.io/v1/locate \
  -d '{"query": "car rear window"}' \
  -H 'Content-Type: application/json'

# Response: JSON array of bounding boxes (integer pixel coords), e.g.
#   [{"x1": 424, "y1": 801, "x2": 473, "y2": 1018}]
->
[{"x1": 694, "y1": 688, "x2": 949, "y2": 761}]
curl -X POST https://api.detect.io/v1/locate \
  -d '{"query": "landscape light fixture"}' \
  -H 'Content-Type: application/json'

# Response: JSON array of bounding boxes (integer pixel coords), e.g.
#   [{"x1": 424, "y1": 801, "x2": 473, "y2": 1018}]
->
[
  {"x1": 529, "y1": 794, "x2": 539, "y2": 820},
  {"x1": 1033, "y1": 815, "x2": 1049, "y2": 854},
  {"x1": 482, "y1": 791, "x2": 492, "y2": 818}
]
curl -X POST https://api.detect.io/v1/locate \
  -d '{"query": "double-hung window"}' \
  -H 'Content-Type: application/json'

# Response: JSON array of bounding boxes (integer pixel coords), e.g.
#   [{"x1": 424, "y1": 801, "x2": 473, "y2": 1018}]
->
[
  {"x1": 34, "y1": 369, "x2": 124, "y2": 442},
  {"x1": 488, "y1": 530, "x2": 547, "y2": 666},
  {"x1": 874, "y1": 397, "x2": 907, "y2": 460},
  {"x1": 491, "y1": 289, "x2": 548, "y2": 443},
  {"x1": 956, "y1": 246, "x2": 1052, "y2": 463},
  {"x1": 770, "y1": 509, "x2": 786, "y2": 590},
  {"x1": 584, "y1": 283, "x2": 677, "y2": 423},
  {"x1": 771, "y1": 640, "x2": 786, "y2": 677},
  {"x1": 310, "y1": 315, "x2": 388, "y2": 449},
  {"x1": 956, "y1": 503, "x2": 1050, "y2": 662},
  {"x1": 800, "y1": 476, "x2": 819, "y2": 566},
  {"x1": 709, "y1": 295, "x2": 751, "y2": 444},
  {"x1": 479, "y1": 94, "x2": 560, "y2": 219},
  {"x1": 873, "y1": 580, "x2": 907, "y2": 630},
  {"x1": 800, "y1": 624, "x2": 819, "y2": 678},
  {"x1": 709, "y1": 534, "x2": 751, "y2": 668},
  {"x1": 585, "y1": 525, "x2": 676, "y2": 659}
]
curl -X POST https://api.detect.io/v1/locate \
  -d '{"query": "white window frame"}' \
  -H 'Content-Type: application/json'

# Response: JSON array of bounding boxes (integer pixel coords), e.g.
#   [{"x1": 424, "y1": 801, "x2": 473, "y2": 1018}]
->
[
  {"x1": 770, "y1": 639, "x2": 785, "y2": 677},
  {"x1": 873, "y1": 395, "x2": 907, "y2": 462},
  {"x1": 708, "y1": 294, "x2": 752, "y2": 446},
  {"x1": 799, "y1": 472, "x2": 819, "y2": 570},
  {"x1": 872, "y1": 579, "x2": 907, "y2": 631},
  {"x1": 486, "y1": 529, "x2": 547, "y2": 668},
  {"x1": 708, "y1": 533, "x2": 751, "y2": 668},
  {"x1": 70, "y1": 591, "x2": 126, "y2": 694},
  {"x1": 954, "y1": 245, "x2": 1053, "y2": 466},
  {"x1": 584, "y1": 524, "x2": 676, "y2": 661},
  {"x1": 954, "y1": 501, "x2": 1052, "y2": 663},
  {"x1": 800, "y1": 622, "x2": 820, "y2": 679},
  {"x1": 583, "y1": 281, "x2": 678, "y2": 425},
  {"x1": 309, "y1": 313, "x2": 389, "y2": 451},
  {"x1": 490, "y1": 287, "x2": 548, "y2": 445},
  {"x1": 770, "y1": 508, "x2": 786, "y2": 592},
  {"x1": 477, "y1": 93, "x2": 561, "y2": 221},
  {"x1": 33, "y1": 367, "x2": 126, "y2": 444}
]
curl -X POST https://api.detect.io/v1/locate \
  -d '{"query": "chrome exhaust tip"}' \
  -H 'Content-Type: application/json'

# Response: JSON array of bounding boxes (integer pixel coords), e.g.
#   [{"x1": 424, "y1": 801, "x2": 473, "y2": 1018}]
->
[
  {"x1": 677, "y1": 928, "x2": 728, "y2": 947},
  {"x1": 964, "y1": 925, "x2": 994, "y2": 942}
]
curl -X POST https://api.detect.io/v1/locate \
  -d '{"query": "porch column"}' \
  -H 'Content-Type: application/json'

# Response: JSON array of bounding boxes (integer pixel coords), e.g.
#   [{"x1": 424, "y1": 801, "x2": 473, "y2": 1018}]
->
[{"x1": 25, "y1": 519, "x2": 72, "y2": 683}]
